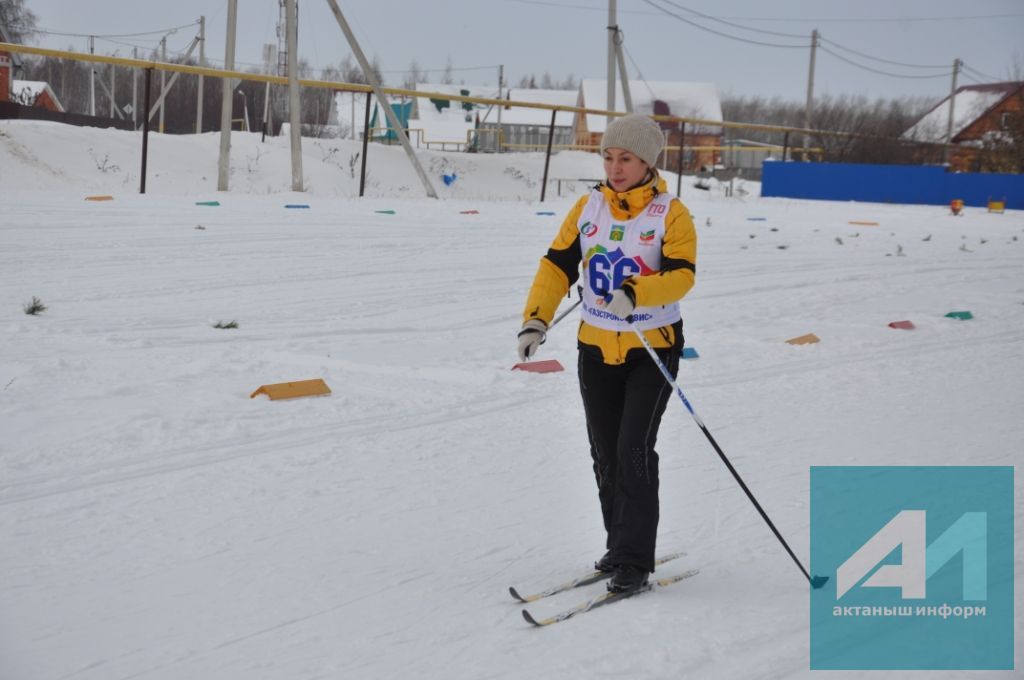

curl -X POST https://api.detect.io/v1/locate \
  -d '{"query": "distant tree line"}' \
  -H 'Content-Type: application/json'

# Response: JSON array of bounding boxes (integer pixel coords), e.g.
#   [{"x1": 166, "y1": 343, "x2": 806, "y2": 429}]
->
[{"x1": 721, "y1": 93, "x2": 939, "y2": 165}]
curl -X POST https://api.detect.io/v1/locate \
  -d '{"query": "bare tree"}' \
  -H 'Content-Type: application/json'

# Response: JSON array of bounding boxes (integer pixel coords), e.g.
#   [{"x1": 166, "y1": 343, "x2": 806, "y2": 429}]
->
[
  {"x1": 0, "y1": 0, "x2": 37, "y2": 42},
  {"x1": 403, "y1": 59, "x2": 425, "y2": 90},
  {"x1": 721, "y1": 93, "x2": 934, "y2": 164},
  {"x1": 440, "y1": 55, "x2": 454, "y2": 85}
]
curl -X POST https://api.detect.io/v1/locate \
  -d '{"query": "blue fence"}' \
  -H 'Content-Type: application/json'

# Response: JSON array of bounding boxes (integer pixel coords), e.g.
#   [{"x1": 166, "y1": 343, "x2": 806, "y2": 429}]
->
[{"x1": 761, "y1": 161, "x2": 1022, "y2": 210}]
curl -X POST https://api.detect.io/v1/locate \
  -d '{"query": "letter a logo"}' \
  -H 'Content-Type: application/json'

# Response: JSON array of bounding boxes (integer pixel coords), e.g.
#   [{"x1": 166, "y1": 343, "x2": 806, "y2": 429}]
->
[
  {"x1": 836, "y1": 510, "x2": 988, "y2": 600},
  {"x1": 837, "y1": 510, "x2": 927, "y2": 599}
]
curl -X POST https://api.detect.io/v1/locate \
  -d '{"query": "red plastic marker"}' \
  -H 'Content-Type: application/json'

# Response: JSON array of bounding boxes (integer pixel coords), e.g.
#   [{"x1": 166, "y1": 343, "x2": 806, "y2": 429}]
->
[{"x1": 511, "y1": 360, "x2": 564, "y2": 373}]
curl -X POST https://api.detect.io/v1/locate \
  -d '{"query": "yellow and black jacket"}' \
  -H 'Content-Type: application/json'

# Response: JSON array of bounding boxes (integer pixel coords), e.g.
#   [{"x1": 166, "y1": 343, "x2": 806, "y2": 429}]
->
[{"x1": 522, "y1": 171, "x2": 697, "y2": 365}]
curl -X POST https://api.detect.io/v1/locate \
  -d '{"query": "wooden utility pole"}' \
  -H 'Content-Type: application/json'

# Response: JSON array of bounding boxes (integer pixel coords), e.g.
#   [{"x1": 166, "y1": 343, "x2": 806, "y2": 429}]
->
[
  {"x1": 803, "y1": 29, "x2": 818, "y2": 161},
  {"x1": 196, "y1": 16, "x2": 205, "y2": 134},
  {"x1": 218, "y1": 0, "x2": 239, "y2": 191},
  {"x1": 285, "y1": 0, "x2": 303, "y2": 191},
  {"x1": 943, "y1": 58, "x2": 961, "y2": 165},
  {"x1": 324, "y1": 0, "x2": 437, "y2": 198}
]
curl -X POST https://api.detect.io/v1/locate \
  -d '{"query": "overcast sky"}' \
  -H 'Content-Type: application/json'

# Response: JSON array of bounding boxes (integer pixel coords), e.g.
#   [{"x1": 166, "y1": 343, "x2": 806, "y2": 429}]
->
[{"x1": 22, "y1": 0, "x2": 1023, "y2": 104}]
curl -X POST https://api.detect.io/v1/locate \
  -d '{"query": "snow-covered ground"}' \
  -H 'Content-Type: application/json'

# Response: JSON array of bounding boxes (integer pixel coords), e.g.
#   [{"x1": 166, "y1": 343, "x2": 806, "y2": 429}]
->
[{"x1": 1, "y1": 120, "x2": 1022, "y2": 679}]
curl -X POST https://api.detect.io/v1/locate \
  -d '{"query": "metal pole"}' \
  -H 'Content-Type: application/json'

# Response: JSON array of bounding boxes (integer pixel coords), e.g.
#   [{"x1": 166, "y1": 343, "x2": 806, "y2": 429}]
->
[
  {"x1": 325, "y1": 0, "x2": 437, "y2": 198},
  {"x1": 675, "y1": 123, "x2": 684, "y2": 197},
  {"x1": 943, "y1": 58, "x2": 961, "y2": 166},
  {"x1": 359, "y1": 91, "x2": 371, "y2": 197},
  {"x1": 261, "y1": 42, "x2": 274, "y2": 142},
  {"x1": 218, "y1": 0, "x2": 239, "y2": 191},
  {"x1": 782, "y1": 131, "x2": 790, "y2": 162},
  {"x1": 131, "y1": 48, "x2": 137, "y2": 129},
  {"x1": 159, "y1": 37, "x2": 166, "y2": 133},
  {"x1": 496, "y1": 64, "x2": 503, "y2": 152},
  {"x1": 285, "y1": 0, "x2": 304, "y2": 191},
  {"x1": 196, "y1": 16, "x2": 205, "y2": 134},
  {"x1": 539, "y1": 108, "x2": 557, "y2": 202},
  {"x1": 109, "y1": 61, "x2": 115, "y2": 118},
  {"x1": 606, "y1": 0, "x2": 617, "y2": 123},
  {"x1": 803, "y1": 29, "x2": 817, "y2": 161},
  {"x1": 89, "y1": 36, "x2": 95, "y2": 116},
  {"x1": 262, "y1": 79, "x2": 272, "y2": 141},
  {"x1": 140, "y1": 68, "x2": 152, "y2": 194}
]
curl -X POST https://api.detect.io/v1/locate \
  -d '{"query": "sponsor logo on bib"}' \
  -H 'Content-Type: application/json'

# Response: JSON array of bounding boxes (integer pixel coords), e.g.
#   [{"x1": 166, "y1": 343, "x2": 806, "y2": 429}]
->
[
  {"x1": 610, "y1": 224, "x2": 625, "y2": 242},
  {"x1": 580, "y1": 221, "x2": 598, "y2": 237}
]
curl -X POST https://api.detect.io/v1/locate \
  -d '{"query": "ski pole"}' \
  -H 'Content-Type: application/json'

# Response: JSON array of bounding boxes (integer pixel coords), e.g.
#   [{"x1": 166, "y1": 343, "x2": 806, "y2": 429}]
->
[
  {"x1": 547, "y1": 285, "x2": 584, "y2": 331},
  {"x1": 628, "y1": 319, "x2": 828, "y2": 589}
]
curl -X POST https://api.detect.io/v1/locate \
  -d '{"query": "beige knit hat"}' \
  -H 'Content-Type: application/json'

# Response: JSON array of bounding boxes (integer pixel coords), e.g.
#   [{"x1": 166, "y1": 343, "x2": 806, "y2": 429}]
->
[{"x1": 600, "y1": 113, "x2": 665, "y2": 167}]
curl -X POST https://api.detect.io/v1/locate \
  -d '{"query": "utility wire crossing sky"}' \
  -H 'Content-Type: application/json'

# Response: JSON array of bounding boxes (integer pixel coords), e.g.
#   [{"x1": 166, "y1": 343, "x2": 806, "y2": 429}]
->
[{"x1": 20, "y1": 0, "x2": 1023, "y2": 102}]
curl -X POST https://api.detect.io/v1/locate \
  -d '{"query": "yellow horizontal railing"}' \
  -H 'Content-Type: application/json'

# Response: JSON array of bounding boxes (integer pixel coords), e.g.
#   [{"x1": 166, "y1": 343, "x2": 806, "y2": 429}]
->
[{"x1": 0, "y1": 41, "x2": 907, "y2": 143}]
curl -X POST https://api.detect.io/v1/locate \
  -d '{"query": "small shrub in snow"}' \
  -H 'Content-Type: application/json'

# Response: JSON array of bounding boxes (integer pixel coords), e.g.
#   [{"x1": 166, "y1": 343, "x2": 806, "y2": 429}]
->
[
  {"x1": 213, "y1": 320, "x2": 239, "y2": 329},
  {"x1": 88, "y1": 148, "x2": 120, "y2": 173},
  {"x1": 23, "y1": 297, "x2": 47, "y2": 315}
]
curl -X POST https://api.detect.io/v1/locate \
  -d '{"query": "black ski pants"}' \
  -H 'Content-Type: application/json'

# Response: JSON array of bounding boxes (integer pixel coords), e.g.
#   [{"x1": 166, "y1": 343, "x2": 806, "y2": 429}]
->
[{"x1": 578, "y1": 345, "x2": 679, "y2": 573}]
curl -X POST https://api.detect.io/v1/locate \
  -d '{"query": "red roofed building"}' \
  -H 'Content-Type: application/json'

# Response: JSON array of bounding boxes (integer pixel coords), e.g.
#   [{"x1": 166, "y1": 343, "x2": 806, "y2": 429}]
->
[
  {"x1": 902, "y1": 81, "x2": 1024, "y2": 172},
  {"x1": 11, "y1": 80, "x2": 64, "y2": 112}
]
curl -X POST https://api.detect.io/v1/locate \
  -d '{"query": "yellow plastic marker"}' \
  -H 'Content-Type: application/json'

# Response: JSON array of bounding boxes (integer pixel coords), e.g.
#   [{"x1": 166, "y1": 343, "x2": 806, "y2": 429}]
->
[
  {"x1": 250, "y1": 378, "x2": 331, "y2": 400},
  {"x1": 786, "y1": 333, "x2": 821, "y2": 345},
  {"x1": 85, "y1": 195, "x2": 114, "y2": 201},
  {"x1": 987, "y1": 200, "x2": 1005, "y2": 214},
  {"x1": 847, "y1": 221, "x2": 878, "y2": 226}
]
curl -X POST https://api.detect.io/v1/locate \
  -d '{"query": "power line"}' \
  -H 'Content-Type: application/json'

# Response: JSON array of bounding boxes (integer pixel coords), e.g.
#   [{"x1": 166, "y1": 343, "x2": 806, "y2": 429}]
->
[
  {"x1": 32, "y1": 21, "x2": 200, "y2": 40},
  {"x1": 714, "y1": 12, "x2": 1024, "y2": 24},
  {"x1": 503, "y1": 0, "x2": 1023, "y2": 25},
  {"x1": 818, "y1": 46, "x2": 952, "y2": 80},
  {"x1": 377, "y1": 64, "x2": 501, "y2": 75},
  {"x1": 962, "y1": 63, "x2": 1003, "y2": 82},
  {"x1": 654, "y1": 0, "x2": 805, "y2": 39},
  {"x1": 820, "y1": 37, "x2": 949, "y2": 69},
  {"x1": 639, "y1": 0, "x2": 807, "y2": 49}
]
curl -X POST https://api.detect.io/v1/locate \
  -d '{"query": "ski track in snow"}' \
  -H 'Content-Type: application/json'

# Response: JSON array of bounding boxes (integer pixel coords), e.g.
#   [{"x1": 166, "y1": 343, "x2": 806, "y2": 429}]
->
[{"x1": 2, "y1": 120, "x2": 1023, "y2": 679}]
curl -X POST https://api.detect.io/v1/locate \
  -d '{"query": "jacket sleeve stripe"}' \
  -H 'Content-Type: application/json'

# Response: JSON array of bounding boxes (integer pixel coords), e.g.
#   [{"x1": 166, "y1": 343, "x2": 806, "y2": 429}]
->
[{"x1": 545, "y1": 235, "x2": 582, "y2": 285}]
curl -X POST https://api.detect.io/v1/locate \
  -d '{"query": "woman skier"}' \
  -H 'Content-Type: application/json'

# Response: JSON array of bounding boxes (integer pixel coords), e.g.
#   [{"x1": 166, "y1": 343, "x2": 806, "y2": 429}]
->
[{"x1": 516, "y1": 113, "x2": 698, "y2": 592}]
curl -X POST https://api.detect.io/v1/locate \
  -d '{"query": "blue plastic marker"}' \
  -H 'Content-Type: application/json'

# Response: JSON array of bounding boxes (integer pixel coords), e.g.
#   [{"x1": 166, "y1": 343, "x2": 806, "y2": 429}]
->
[
  {"x1": 682, "y1": 347, "x2": 699, "y2": 359},
  {"x1": 285, "y1": 204, "x2": 310, "y2": 209},
  {"x1": 536, "y1": 211, "x2": 556, "y2": 216}
]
